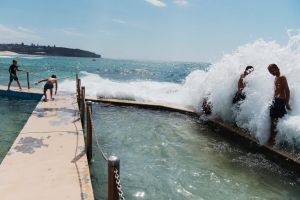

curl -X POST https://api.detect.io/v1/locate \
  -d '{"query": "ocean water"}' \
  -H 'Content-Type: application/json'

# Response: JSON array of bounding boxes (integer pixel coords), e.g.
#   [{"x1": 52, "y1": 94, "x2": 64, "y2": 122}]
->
[{"x1": 1, "y1": 32, "x2": 299, "y2": 147}]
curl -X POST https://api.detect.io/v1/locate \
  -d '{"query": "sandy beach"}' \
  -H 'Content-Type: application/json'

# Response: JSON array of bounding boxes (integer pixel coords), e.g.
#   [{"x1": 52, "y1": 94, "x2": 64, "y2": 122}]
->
[{"x1": 0, "y1": 51, "x2": 19, "y2": 56}]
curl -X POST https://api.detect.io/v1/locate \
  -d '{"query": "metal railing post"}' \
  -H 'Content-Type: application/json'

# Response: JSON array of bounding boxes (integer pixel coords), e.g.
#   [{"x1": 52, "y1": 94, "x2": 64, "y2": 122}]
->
[
  {"x1": 26, "y1": 72, "x2": 30, "y2": 90},
  {"x1": 108, "y1": 156, "x2": 120, "y2": 200},
  {"x1": 77, "y1": 79, "x2": 81, "y2": 109},
  {"x1": 86, "y1": 101, "x2": 93, "y2": 163},
  {"x1": 80, "y1": 86, "x2": 85, "y2": 129},
  {"x1": 76, "y1": 74, "x2": 78, "y2": 95}
]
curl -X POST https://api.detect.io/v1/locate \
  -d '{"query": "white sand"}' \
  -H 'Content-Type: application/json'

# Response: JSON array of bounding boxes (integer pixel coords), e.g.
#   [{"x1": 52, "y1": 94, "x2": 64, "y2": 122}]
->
[{"x1": 0, "y1": 51, "x2": 19, "y2": 55}]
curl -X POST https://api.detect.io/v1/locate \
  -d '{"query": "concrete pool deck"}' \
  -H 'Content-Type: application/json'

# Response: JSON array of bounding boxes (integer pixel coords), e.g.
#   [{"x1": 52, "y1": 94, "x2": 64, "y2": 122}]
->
[{"x1": 0, "y1": 86, "x2": 94, "y2": 200}]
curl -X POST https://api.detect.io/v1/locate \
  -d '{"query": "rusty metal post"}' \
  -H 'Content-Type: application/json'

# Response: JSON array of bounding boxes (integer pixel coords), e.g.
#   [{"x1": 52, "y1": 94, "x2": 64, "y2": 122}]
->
[
  {"x1": 77, "y1": 79, "x2": 81, "y2": 109},
  {"x1": 86, "y1": 102, "x2": 93, "y2": 163},
  {"x1": 76, "y1": 74, "x2": 78, "y2": 95},
  {"x1": 108, "y1": 156, "x2": 120, "y2": 200},
  {"x1": 26, "y1": 72, "x2": 30, "y2": 90},
  {"x1": 80, "y1": 86, "x2": 85, "y2": 129}
]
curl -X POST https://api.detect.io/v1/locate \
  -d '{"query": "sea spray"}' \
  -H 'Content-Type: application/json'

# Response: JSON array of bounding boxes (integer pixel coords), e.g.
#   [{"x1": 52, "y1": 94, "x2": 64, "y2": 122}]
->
[
  {"x1": 60, "y1": 32, "x2": 300, "y2": 146},
  {"x1": 189, "y1": 34, "x2": 300, "y2": 145}
]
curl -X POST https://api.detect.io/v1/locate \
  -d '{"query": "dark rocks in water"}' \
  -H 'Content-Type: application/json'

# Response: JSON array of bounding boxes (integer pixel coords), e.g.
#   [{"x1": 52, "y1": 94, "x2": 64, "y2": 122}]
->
[{"x1": 0, "y1": 43, "x2": 101, "y2": 58}]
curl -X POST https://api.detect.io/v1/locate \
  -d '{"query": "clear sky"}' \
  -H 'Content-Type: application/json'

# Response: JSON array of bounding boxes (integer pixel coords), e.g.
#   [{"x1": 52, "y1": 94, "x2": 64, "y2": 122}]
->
[{"x1": 0, "y1": 0, "x2": 300, "y2": 62}]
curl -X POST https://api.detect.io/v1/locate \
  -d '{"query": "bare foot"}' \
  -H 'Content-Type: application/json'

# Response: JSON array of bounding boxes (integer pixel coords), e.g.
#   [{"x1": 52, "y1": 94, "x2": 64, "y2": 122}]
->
[
  {"x1": 51, "y1": 98, "x2": 55, "y2": 101},
  {"x1": 43, "y1": 99, "x2": 48, "y2": 102}
]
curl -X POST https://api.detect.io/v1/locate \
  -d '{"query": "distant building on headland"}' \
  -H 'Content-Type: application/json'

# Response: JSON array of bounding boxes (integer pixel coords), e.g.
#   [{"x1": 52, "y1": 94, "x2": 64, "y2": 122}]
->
[{"x1": 0, "y1": 43, "x2": 101, "y2": 58}]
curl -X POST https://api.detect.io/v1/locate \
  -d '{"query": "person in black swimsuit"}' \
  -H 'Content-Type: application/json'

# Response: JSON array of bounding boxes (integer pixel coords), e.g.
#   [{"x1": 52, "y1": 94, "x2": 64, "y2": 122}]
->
[
  {"x1": 267, "y1": 64, "x2": 291, "y2": 145},
  {"x1": 35, "y1": 75, "x2": 58, "y2": 102},
  {"x1": 7, "y1": 60, "x2": 24, "y2": 91}
]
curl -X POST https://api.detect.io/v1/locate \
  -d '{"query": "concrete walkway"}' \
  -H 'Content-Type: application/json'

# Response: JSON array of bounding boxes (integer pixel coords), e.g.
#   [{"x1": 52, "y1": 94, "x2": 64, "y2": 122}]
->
[{"x1": 0, "y1": 87, "x2": 94, "y2": 200}]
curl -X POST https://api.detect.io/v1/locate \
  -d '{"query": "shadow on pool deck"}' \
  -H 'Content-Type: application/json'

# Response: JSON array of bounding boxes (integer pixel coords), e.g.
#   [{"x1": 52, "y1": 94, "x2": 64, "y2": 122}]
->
[{"x1": 14, "y1": 136, "x2": 49, "y2": 154}]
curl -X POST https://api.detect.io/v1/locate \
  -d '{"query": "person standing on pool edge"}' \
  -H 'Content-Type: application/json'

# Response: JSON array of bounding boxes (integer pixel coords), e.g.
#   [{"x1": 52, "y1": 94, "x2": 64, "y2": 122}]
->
[
  {"x1": 35, "y1": 75, "x2": 58, "y2": 102},
  {"x1": 7, "y1": 60, "x2": 24, "y2": 91},
  {"x1": 267, "y1": 64, "x2": 291, "y2": 145}
]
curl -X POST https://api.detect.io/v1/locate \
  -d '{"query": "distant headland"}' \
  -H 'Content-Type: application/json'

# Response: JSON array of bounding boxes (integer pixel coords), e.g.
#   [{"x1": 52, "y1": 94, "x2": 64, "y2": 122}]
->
[{"x1": 0, "y1": 43, "x2": 101, "y2": 58}]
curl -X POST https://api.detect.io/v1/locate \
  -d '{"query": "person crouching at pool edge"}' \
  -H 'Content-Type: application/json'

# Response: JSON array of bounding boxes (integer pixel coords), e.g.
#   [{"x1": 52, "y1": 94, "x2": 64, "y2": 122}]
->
[
  {"x1": 267, "y1": 64, "x2": 291, "y2": 146},
  {"x1": 35, "y1": 75, "x2": 58, "y2": 102}
]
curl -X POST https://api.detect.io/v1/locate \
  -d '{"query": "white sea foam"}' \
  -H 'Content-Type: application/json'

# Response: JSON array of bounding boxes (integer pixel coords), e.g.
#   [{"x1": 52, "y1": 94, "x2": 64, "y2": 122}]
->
[
  {"x1": 21, "y1": 56, "x2": 45, "y2": 60},
  {"x1": 60, "y1": 31, "x2": 300, "y2": 146},
  {"x1": 60, "y1": 71, "x2": 184, "y2": 103},
  {"x1": 0, "y1": 56, "x2": 14, "y2": 58},
  {"x1": 0, "y1": 54, "x2": 44, "y2": 59}
]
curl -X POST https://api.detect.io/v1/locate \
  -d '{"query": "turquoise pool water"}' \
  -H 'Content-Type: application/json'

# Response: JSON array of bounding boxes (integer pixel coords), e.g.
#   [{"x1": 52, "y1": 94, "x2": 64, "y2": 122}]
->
[
  {"x1": 0, "y1": 96, "x2": 38, "y2": 162},
  {"x1": 90, "y1": 103, "x2": 300, "y2": 200}
]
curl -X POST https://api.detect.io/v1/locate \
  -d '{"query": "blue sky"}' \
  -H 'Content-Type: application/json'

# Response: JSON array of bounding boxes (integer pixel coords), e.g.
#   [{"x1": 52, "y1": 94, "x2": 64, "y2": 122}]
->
[{"x1": 0, "y1": 0, "x2": 300, "y2": 62}]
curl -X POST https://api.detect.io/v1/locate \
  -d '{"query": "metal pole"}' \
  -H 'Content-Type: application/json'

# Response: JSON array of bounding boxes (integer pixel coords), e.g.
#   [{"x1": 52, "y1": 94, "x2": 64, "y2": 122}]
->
[
  {"x1": 26, "y1": 72, "x2": 30, "y2": 90},
  {"x1": 81, "y1": 86, "x2": 85, "y2": 129},
  {"x1": 77, "y1": 79, "x2": 81, "y2": 109},
  {"x1": 76, "y1": 74, "x2": 78, "y2": 95},
  {"x1": 86, "y1": 102, "x2": 93, "y2": 163},
  {"x1": 108, "y1": 156, "x2": 120, "y2": 200}
]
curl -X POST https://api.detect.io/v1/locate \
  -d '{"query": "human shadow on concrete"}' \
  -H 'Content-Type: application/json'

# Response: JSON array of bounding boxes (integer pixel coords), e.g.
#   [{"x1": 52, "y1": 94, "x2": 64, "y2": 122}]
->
[
  {"x1": 33, "y1": 107, "x2": 75, "y2": 116},
  {"x1": 32, "y1": 107, "x2": 78, "y2": 126}
]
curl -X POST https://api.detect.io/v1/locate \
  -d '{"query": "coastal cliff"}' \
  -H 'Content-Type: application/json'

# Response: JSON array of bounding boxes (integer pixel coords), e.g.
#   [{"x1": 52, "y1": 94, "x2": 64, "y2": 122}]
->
[{"x1": 0, "y1": 43, "x2": 101, "y2": 58}]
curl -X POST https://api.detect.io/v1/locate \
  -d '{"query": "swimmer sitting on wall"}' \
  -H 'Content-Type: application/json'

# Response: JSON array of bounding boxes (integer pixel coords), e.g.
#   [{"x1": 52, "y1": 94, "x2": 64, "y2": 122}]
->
[
  {"x1": 35, "y1": 75, "x2": 58, "y2": 102},
  {"x1": 202, "y1": 97, "x2": 212, "y2": 115}
]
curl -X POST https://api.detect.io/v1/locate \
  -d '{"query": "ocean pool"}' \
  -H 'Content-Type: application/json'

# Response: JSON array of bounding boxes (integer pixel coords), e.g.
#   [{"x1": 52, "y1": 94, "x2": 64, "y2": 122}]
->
[
  {"x1": 90, "y1": 103, "x2": 300, "y2": 200},
  {"x1": 0, "y1": 96, "x2": 38, "y2": 162}
]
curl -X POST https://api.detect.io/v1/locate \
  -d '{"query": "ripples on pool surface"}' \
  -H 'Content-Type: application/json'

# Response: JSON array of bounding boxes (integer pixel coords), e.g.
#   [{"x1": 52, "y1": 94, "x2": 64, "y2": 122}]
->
[
  {"x1": 0, "y1": 96, "x2": 38, "y2": 162},
  {"x1": 90, "y1": 103, "x2": 300, "y2": 200}
]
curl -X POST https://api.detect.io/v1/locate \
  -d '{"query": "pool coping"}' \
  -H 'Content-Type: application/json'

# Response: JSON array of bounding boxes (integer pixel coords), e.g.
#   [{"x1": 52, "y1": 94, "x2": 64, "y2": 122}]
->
[{"x1": 0, "y1": 85, "x2": 43, "y2": 100}]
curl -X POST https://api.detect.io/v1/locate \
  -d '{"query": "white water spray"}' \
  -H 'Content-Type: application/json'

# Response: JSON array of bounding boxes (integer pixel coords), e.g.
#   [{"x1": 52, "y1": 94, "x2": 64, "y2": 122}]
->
[{"x1": 60, "y1": 31, "x2": 300, "y2": 146}]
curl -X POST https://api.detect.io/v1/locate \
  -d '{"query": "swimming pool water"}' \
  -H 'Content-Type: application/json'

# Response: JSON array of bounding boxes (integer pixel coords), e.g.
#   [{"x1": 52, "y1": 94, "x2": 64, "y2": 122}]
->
[
  {"x1": 0, "y1": 96, "x2": 38, "y2": 162},
  {"x1": 90, "y1": 104, "x2": 300, "y2": 200}
]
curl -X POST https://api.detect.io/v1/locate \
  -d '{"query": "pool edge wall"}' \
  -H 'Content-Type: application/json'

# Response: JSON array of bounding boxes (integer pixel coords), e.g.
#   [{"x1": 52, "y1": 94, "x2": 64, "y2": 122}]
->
[{"x1": 0, "y1": 89, "x2": 43, "y2": 100}]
